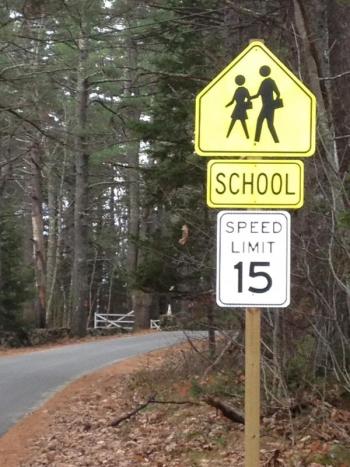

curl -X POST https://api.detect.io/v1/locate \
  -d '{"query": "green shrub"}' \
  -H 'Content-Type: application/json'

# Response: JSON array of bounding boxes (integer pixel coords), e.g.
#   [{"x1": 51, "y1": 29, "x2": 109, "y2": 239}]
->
[{"x1": 285, "y1": 334, "x2": 316, "y2": 390}]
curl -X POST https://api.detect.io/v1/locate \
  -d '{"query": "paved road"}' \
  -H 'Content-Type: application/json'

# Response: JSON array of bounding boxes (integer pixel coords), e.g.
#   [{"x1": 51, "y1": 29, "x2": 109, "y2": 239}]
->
[{"x1": 0, "y1": 331, "x2": 203, "y2": 436}]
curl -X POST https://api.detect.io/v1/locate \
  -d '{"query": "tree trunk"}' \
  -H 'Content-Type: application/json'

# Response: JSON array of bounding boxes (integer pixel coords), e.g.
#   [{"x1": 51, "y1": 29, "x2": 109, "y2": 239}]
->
[
  {"x1": 293, "y1": 0, "x2": 350, "y2": 365},
  {"x1": 71, "y1": 35, "x2": 90, "y2": 337},
  {"x1": 124, "y1": 27, "x2": 143, "y2": 325},
  {"x1": 293, "y1": 0, "x2": 340, "y2": 179},
  {"x1": 46, "y1": 147, "x2": 59, "y2": 327},
  {"x1": 22, "y1": 9, "x2": 47, "y2": 328},
  {"x1": 207, "y1": 303, "x2": 216, "y2": 358},
  {"x1": 30, "y1": 142, "x2": 46, "y2": 328},
  {"x1": 125, "y1": 35, "x2": 141, "y2": 281},
  {"x1": 132, "y1": 289, "x2": 152, "y2": 330},
  {"x1": 22, "y1": 193, "x2": 36, "y2": 325}
]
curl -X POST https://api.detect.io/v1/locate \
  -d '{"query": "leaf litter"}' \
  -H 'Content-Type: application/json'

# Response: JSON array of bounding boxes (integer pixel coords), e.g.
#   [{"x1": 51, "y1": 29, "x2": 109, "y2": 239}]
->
[{"x1": 19, "y1": 344, "x2": 350, "y2": 467}]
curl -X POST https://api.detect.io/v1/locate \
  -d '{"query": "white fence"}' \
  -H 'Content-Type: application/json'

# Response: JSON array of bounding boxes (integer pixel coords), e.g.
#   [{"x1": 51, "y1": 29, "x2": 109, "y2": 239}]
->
[{"x1": 94, "y1": 311, "x2": 161, "y2": 331}]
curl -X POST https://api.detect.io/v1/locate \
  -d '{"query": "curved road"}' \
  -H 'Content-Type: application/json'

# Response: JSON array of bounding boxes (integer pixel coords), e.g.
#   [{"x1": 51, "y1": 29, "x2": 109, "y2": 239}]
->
[{"x1": 0, "y1": 331, "x2": 202, "y2": 436}]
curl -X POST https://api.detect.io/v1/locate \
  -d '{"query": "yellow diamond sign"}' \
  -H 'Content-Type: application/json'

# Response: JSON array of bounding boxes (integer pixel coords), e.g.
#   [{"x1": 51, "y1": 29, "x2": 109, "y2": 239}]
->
[{"x1": 195, "y1": 41, "x2": 316, "y2": 157}]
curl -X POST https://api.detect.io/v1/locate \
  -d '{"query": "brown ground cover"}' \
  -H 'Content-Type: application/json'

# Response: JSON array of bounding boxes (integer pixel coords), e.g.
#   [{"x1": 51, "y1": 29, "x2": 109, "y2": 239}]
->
[{"x1": 0, "y1": 339, "x2": 349, "y2": 467}]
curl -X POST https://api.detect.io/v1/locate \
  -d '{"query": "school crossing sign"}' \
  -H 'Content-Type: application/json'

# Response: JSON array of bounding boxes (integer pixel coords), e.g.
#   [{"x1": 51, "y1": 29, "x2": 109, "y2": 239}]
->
[{"x1": 195, "y1": 41, "x2": 316, "y2": 157}]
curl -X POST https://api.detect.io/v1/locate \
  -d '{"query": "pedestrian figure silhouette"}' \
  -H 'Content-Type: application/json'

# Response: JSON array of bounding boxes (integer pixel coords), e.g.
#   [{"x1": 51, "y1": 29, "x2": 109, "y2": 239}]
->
[
  {"x1": 251, "y1": 65, "x2": 282, "y2": 143},
  {"x1": 225, "y1": 75, "x2": 252, "y2": 139}
]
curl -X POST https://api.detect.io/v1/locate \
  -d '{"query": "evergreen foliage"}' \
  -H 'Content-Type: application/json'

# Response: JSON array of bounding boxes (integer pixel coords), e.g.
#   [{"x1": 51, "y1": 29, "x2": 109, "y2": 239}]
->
[{"x1": 0, "y1": 206, "x2": 32, "y2": 331}]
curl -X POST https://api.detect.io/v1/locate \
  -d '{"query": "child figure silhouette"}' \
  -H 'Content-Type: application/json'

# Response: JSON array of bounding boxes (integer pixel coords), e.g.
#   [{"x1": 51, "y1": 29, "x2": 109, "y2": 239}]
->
[
  {"x1": 225, "y1": 75, "x2": 252, "y2": 139},
  {"x1": 251, "y1": 65, "x2": 281, "y2": 143}
]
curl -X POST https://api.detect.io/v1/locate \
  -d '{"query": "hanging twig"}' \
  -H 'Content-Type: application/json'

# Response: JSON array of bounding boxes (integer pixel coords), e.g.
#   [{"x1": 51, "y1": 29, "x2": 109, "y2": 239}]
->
[
  {"x1": 202, "y1": 334, "x2": 239, "y2": 380},
  {"x1": 319, "y1": 69, "x2": 350, "y2": 81},
  {"x1": 182, "y1": 332, "x2": 212, "y2": 364}
]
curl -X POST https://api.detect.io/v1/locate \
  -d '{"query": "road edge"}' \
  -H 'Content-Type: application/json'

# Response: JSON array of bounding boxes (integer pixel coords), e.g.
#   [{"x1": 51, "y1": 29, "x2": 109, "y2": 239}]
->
[{"x1": 0, "y1": 345, "x2": 172, "y2": 467}]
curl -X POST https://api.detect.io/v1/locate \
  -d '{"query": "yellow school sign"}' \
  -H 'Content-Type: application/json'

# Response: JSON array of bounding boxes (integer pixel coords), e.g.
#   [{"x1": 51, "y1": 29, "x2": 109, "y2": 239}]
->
[
  {"x1": 195, "y1": 41, "x2": 316, "y2": 157},
  {"x1": 207, "y1": 160, "x2": 304, "y2": 209}
]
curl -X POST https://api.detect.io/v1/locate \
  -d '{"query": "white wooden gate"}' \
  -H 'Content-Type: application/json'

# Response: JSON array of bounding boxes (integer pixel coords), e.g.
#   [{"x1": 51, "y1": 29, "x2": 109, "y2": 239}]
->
[
  {"x1": 150, "y1": 319, "x2": 161, "y2": 330},
  {"x1": 94, "y1": 311, "x2": 135, "y2": 331},
  {"x1": 94, "y1": 311, "x2": 162, "y2": 331}
]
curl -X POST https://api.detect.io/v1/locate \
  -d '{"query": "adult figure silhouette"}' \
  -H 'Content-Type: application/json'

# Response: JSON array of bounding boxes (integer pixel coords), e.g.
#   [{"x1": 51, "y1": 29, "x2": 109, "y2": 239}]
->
[
  {"x1": 251, "y1": 65, "x2": 281, "y2": 143},
  {"x1": 225, "y1": 74, "x2": 252, "y2": 139}
]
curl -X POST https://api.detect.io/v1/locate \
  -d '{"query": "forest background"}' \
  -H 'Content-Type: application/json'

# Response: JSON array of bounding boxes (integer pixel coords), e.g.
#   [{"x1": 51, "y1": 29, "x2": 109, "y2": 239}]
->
[{"x1": 0, "y1": 0, "x2": 349, "y2": 396}]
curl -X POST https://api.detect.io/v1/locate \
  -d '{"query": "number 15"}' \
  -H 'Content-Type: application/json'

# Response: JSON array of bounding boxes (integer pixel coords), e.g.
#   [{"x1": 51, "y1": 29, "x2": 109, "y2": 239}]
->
[{"x1": 234, "y1": 261, "x2": 272, "y2": 293}]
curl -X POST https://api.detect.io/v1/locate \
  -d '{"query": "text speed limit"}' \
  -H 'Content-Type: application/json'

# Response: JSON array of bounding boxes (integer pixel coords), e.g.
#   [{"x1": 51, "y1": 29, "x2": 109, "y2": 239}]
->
[{"x1": 216, "y1": 211, "x2": 290, "y2": 308}]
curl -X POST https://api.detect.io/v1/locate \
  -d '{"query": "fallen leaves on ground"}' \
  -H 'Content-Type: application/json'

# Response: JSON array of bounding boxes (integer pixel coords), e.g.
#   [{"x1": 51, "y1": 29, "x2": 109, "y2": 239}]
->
[{"x1": 21, "y1": 349, "x2": 350, "y2": 467}]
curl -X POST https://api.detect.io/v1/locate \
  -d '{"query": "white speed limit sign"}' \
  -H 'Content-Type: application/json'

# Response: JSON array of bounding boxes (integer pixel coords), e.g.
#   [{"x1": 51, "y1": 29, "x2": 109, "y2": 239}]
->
[{"x1": 216, "y1": 211, "x2": 290, "y2": 307}]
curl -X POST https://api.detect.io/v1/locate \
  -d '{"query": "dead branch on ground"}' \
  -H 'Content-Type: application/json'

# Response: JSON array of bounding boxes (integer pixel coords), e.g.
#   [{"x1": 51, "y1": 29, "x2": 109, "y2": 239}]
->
[
  {"x1": 110, "y1": 395, "x2": 200, "y2": 427},
  {"x1": 203, "y1": 395, "x2": 245, "y2": 425}
]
